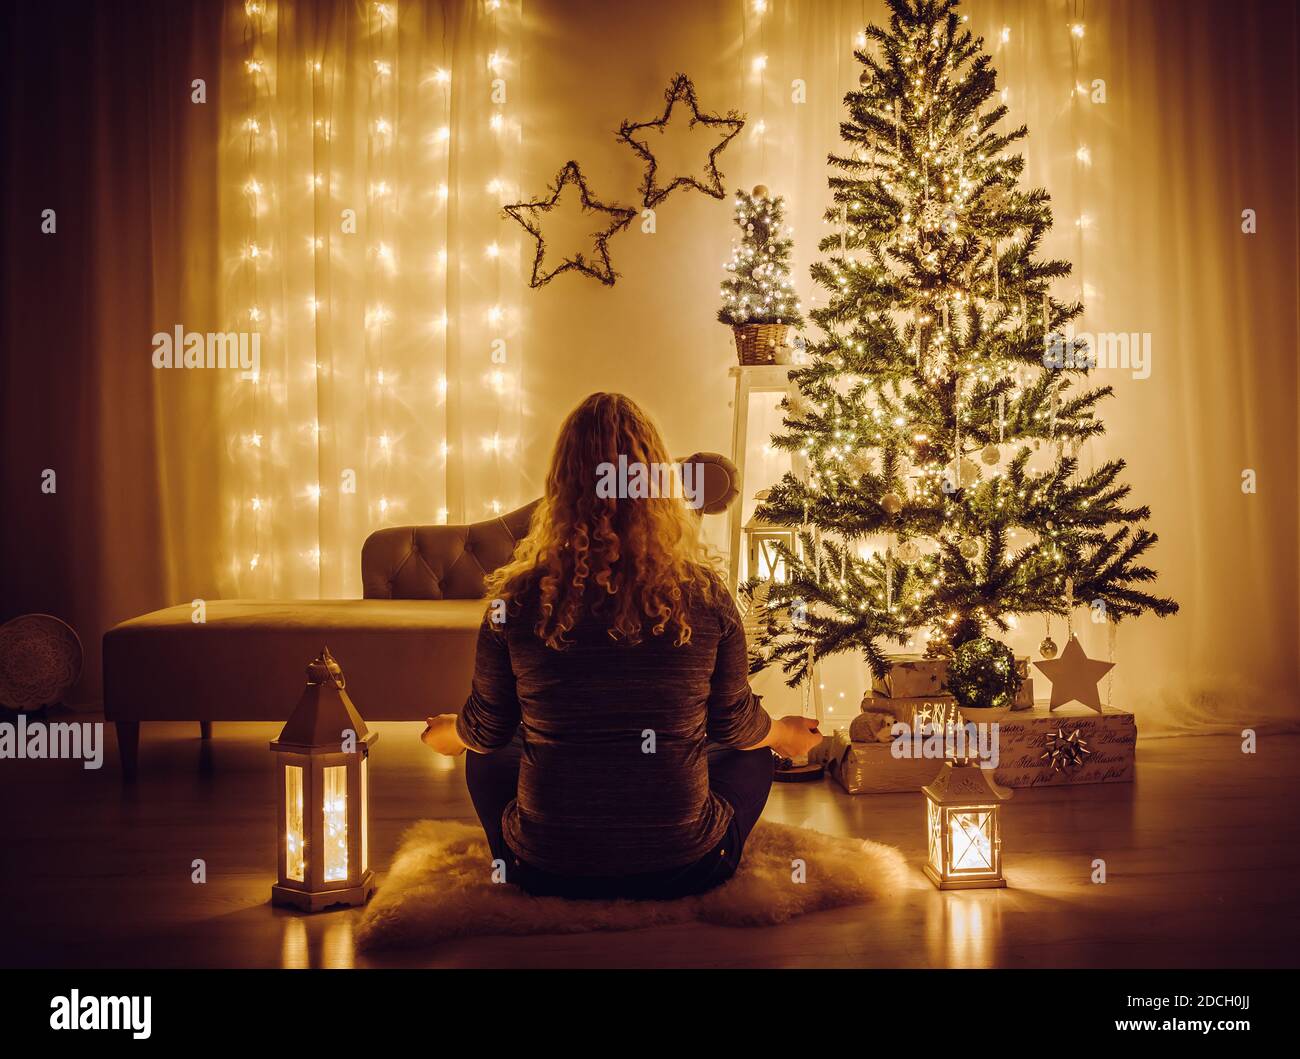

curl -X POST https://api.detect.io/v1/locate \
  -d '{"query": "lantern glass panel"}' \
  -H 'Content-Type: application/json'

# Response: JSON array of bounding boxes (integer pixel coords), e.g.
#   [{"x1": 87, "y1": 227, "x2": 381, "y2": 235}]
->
[
  {"x1": 323, "y1": 764, "x2": 349, "y2": 882},
  {"x1": 758, "y1": 538, "x2": 786, "y2": 581},
  {"x1": 285, "y1": 764, "x2": 305, "y2": 882},
  {"x1": 360, "y1": 756, "x2": 369, "y2": 874},
  {"x1": 926, "y1": 798, "x2": 942, "y2": 875},
  {"x1": 948, "y1": 806, "x2": 996, "y2": 876}
]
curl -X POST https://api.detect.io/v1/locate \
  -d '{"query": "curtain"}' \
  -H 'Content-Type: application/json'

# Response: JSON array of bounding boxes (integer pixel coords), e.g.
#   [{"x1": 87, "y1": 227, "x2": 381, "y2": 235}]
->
[
  {"x1": 2, "y1": 0, "x2": 1296, "y2": 735},
  {"x1": 217, "y1": 0, "x2": 526, "y2": 599}
]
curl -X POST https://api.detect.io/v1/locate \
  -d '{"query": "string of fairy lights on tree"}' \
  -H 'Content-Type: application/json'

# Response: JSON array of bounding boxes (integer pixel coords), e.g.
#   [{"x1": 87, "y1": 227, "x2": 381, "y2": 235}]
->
[{"x1": 745, "y1": 0, "x2": 1176, "y2": 690}]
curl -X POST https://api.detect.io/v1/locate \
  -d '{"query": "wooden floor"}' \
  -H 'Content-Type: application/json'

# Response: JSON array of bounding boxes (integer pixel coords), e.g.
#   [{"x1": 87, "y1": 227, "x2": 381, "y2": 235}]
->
[{"x1": 3, "y1": 716, "x2": 1297, "y2": 968}]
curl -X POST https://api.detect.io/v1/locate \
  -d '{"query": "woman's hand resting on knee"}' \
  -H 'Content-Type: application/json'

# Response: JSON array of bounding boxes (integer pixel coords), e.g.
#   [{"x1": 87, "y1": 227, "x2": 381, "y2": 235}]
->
[
  {"x1": 421, "y1": 714, "x2": 468, "y2": 756},
  {"x1": 746, "y1": 715, "x2": 823, "y2": 759}
]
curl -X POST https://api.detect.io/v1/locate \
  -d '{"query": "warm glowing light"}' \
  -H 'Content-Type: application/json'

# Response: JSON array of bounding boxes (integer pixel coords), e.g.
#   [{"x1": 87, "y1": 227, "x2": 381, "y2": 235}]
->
[
  {"x1": 1071, "y1": 22, "x2": 1085, "y2": 38},
  {"x1": 322, "y1": 765, "x2": 348, "y2": 882},
  {"x1": 285, "y1": 765, "x2": 304, "y2": 882},
  {"x1": 434, "y1": 68, "x2": 450, "y2": 84},
  {"x1": 752, "y1": 55, "x2": 767, "y2": 72},
  {"x1": 923, "y1": 762, "x2": 1007, "y2": 890},
  {"x1": 306, "y1": 482, "x2": 322, "y2": 502},
  {"x1": 489, "y1": 112, "x2": 504, "y2": 131}
]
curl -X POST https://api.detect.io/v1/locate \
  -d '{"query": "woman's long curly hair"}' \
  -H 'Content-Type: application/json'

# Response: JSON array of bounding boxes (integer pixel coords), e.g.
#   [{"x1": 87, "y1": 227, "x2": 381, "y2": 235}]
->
[{"x1": 486, "y1": 392, "x2": 724, "y2": 648}]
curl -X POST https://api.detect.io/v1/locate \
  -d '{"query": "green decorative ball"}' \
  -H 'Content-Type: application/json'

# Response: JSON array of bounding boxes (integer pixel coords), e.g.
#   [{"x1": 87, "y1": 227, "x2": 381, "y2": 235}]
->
[{"x1": 947, "y1": 636, "x2": 1023, "y2": 710}]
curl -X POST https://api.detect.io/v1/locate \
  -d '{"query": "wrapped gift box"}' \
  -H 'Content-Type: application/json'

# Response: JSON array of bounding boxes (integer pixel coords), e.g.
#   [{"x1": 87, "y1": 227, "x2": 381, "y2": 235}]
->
[
  {"x1": 871, "y1": 655, "x2": 949, "y2": 698},
  {"x1": 827, "y1": 706, "x2": 1136, "y2": 794},
  {"x1": 871, "y1": 654, "x2": 1034, "y2": 707},
  {"x1": 991, "y1": 706, "x2": 1135, "y2": 788},
  {"x1": 824, "y1": 730, "x2": 943, "y2": 795}
]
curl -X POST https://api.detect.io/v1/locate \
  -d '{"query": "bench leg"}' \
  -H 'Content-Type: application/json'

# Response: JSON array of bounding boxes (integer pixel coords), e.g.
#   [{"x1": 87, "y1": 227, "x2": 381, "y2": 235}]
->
[
  {"x1": 199, "y1": 721, "x2": 213, "y2": 740},
  {"x1": 116, "y1": 721, "x2": 139, "y2": 781}
]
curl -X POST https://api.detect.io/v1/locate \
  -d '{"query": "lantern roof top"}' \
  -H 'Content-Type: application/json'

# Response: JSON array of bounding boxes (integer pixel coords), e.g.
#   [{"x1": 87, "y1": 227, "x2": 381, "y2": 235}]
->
[
  {"x1": 271, "y1": 647, "x2": 377, "y2": 752},
  {"x1": 922, "y1": 760, "x2": 1011, "y2": 805}
]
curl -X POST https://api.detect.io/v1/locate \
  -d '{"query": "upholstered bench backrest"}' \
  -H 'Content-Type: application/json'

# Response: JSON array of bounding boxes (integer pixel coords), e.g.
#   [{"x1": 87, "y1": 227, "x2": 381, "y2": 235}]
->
[
  {"x1": 359, "y1": 451, "x2": 740, "y2": 601},
  {"x1": 362, "y1": 501, "x2": 539, "y2": 600}
]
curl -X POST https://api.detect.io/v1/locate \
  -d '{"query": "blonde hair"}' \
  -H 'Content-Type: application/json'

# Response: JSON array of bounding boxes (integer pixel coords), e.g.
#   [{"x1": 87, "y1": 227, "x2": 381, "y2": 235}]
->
[{"x1": 487, "y1": 392, "x2": 724, "y2": 648}]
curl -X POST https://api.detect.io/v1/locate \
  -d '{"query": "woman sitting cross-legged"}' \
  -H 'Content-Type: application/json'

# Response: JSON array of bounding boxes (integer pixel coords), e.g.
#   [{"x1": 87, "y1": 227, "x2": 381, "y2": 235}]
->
[{"x1": 421, "y1": 392, "x2": 822, "y2": 900}]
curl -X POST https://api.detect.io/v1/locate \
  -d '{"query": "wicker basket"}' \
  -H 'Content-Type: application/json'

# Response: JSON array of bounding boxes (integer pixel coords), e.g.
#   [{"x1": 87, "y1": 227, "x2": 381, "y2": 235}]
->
[{"x1": 732, "y1": 322, "x2": 789, "y2": 366}]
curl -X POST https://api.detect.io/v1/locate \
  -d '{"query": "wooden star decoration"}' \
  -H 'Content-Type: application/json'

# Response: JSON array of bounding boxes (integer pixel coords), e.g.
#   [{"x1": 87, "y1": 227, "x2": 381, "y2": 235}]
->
[
  {"x1": 617, "y1": 73, "x2": 745, "y2": 207},
  {"x1": 503, "y1": 161, "x2": 636, "y2": 288},
  {"x1": 1033, "y1": 635, "x2": 1115, "y2": 713}
]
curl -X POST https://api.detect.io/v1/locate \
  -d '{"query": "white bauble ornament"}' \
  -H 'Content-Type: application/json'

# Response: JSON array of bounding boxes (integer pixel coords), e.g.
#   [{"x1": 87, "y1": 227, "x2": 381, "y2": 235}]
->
[{"x1": 897, "y1": 539, "x2": 922, "y2": 563}]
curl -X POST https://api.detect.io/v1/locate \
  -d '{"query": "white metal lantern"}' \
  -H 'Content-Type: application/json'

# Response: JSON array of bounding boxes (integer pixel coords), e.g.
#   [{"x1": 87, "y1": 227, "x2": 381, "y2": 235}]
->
[
  {"x1": 743, "y1": 496, "x2": 797, "y2": 583},
  {"x1": 271, "y1": 647, "x2": 377, "y2": 912},
  {"x1": 922, "y1": 760, "x2": 1011, "y2": 890}
]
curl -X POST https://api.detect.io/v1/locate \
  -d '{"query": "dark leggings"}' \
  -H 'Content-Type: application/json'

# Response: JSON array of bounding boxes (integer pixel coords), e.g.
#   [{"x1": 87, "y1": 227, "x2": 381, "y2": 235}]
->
[{"x1": 464, "y1": 738, "x2": 774, "y2": 900}]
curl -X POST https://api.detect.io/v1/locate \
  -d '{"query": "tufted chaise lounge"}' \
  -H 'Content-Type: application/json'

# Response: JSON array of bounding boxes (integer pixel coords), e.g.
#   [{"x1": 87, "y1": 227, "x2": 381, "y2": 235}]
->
[{"x1": 102, "y1": 453, "x2": 739, "y2": 779}]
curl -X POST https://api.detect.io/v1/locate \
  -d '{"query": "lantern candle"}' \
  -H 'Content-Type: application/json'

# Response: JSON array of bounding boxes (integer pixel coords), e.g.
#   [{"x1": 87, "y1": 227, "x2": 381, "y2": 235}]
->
[
  {"x1": 922, "y1": 759, "x2": 1011, "y2": 890},
  {"x1": 271, "y1": 647, "x2": 378, "y2": 912}
]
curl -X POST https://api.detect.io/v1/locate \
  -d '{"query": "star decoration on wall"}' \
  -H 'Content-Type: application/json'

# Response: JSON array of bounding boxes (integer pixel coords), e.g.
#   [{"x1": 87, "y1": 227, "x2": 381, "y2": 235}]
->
[
  {"x1": 617, "y1": 73, "x2": 745, "y2": 207},
  {"x1": 1033, "y1": 635, "x2": 1115, "y2": 713},
  {"x1": 503, "y1": 161, "x2": 637, "y2": 288}
]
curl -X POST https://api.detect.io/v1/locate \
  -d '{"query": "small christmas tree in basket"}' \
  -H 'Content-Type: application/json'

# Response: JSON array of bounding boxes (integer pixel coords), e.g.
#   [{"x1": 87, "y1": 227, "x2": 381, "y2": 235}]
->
[{"x1": 719, "y1": 185, "x2": 804, "y2": 364}]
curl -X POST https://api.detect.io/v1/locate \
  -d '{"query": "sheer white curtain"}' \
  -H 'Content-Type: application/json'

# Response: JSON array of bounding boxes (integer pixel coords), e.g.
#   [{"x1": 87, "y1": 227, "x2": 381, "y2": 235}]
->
[
  {"x1": 197, "y1": 0, "x2": 1295, "y2": 732},
  {"x1": 216, "y1": 0, "x2": 526, "y2": 600}
]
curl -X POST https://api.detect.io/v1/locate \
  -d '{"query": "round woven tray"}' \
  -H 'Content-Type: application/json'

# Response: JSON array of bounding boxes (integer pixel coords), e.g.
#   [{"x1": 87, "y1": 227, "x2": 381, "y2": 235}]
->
[{"x1": 0, "y1": 614, "x2": 83, "y2": 711}]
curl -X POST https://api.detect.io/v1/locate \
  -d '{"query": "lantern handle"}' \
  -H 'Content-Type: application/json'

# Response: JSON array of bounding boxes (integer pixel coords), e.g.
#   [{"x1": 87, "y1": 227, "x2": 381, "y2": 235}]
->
[{"x1": 305, "y1": 646, "x2": 347, "y2": 689}]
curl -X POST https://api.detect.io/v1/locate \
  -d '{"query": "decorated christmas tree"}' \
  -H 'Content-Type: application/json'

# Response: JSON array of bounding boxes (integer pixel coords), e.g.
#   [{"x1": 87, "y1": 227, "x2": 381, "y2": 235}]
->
[
  {"x1": 718, "y1": 186, "x2": 804, "y2": 328},
  {"x1": 749, "y1": 0, "x2": 1177, "y2": 687}
]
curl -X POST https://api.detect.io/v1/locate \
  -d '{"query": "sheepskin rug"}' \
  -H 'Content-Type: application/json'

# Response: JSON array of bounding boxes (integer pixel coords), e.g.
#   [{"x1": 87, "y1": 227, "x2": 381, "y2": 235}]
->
[{"x1": 356, "y1": 819, "x2": 907, "y2": 951}]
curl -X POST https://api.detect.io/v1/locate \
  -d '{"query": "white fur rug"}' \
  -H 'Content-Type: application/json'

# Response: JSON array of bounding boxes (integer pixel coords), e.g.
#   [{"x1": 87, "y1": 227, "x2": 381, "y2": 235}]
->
[{"x1": 356, "y1": 819, "x2": 907, "y2": 951}]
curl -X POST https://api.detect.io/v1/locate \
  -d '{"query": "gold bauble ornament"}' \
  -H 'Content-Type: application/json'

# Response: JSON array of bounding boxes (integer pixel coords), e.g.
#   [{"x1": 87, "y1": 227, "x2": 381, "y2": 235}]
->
[
  {"x1": 958, "y1": 537, "x2": 981, "y2": 559},
  {"x1": 859, "y1": 70, "x2": 871, "y2": 87},
  {"x1": 880, "y1": 491, "x2": 903, "y2": 515},
  {"x1": 897, "y1": 539, "x2": 922, "y2": 563},
  {"x1": 980, "y1": 443, "x2": 1000, "y2": 466},
  {"x1": 1039, "y1": 636, "x2": 1059, "y2": 659},
  {"x1": 751, "y1": 184, "x2": 770, "y2": 200}
]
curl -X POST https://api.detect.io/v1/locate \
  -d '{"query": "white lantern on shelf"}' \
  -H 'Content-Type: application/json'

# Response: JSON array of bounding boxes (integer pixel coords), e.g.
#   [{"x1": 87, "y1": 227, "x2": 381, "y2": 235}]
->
[
  {"x1": 922, "y1": 760, "x2": 1010, "y2": 890},
  {"x1": 271, "y1": 647, "x2": 377, "y2": 912},
  {"x1": 744, "y1": 490, "x2": 797, "y2": 583}
]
